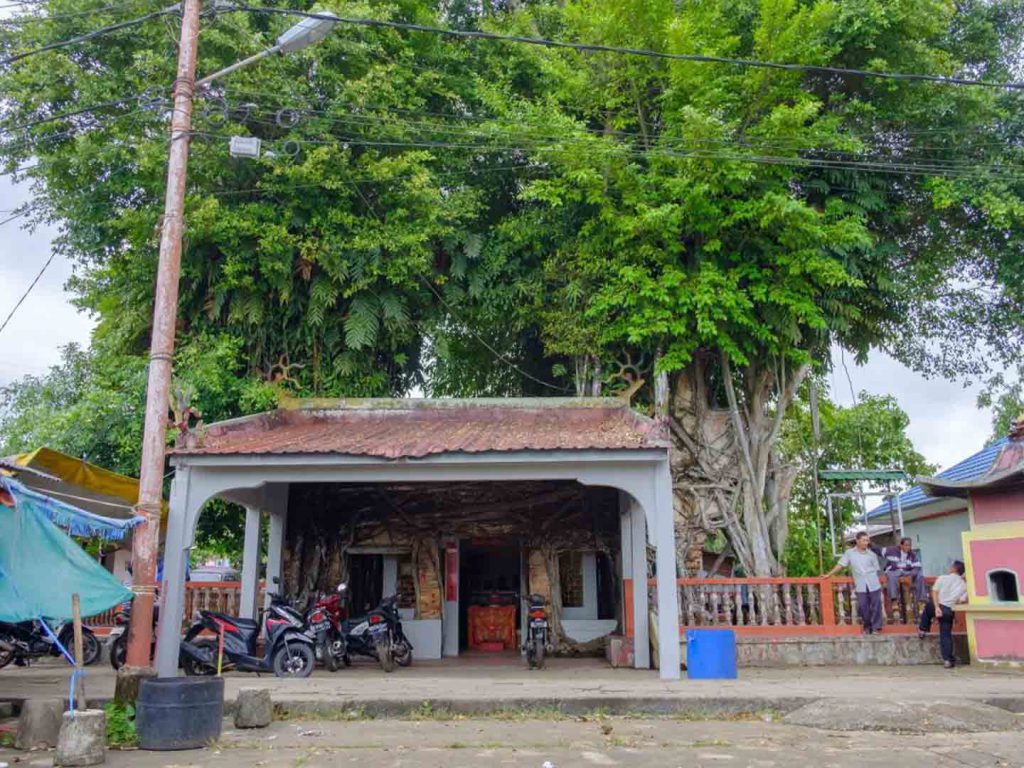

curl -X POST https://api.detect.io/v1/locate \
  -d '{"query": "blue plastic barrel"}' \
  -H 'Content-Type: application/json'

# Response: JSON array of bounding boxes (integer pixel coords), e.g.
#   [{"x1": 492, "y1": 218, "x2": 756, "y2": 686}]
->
[{"x1": 685, "y1": 628, "x2": 738, "y2": 679}]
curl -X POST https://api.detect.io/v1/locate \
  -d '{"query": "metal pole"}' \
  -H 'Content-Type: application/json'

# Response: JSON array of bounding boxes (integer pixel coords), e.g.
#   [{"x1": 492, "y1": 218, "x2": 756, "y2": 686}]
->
[
  {"x1": 895, "y1": 490, "x2": 905, "y2": 538},
  {"x1": 125, "y1": 0, "x2": 202, "y2": 670},
  {"x1": 195, "y1": 44, "x2": 280, "y2": 87},
  {"x1": 826, "y1": 494, "x2": 837, "y2": 557}
]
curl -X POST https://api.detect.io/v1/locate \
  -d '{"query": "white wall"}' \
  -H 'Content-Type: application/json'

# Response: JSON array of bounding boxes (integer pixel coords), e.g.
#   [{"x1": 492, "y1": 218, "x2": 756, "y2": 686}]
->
[{"x1": 905, "y1": 510, "x2": 969, "y2": 576}]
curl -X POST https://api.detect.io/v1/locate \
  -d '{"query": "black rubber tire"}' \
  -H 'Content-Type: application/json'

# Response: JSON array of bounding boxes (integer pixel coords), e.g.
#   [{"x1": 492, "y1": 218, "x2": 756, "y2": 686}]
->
[
  {"x1": 533, "y1": 635, "x2": 545, "y2": 670},
  {"x1": 272, "y1": 642, "x2": 315, "y2": 679},
  {"x1": 394, "y1": 639, "x2": 413, "y2": 667},
  {"x1": 342, "y1": 654, "x2": 352, "y2": 667},
  {"x1": 81, "y1": 629, "x2": 101, "y2": 666},
  {"x1": 109, "y1": 634, "x2": 127, "y2": 670},
  {"x1": 323, "y1": 638, "x2": 340, "y2": 672},
  {"x1": 375, "y1": 636, "x2": 395, "y2": 673},
  {"x1": 182, "y1": 639, "x2": 218, "y2": 676},
  {"x1": 0, "y1": 647, "x2": 14, "y2": 670}
]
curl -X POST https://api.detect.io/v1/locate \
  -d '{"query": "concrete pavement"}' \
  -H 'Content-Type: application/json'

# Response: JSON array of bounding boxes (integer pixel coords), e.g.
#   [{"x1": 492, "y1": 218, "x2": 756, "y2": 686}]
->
[
  {"x1": 5, "y1": 717, "x2": 1024, "y2": 767},
  {"x1": 2, "y1": 655, "x2": 1022, "y2": 716}
]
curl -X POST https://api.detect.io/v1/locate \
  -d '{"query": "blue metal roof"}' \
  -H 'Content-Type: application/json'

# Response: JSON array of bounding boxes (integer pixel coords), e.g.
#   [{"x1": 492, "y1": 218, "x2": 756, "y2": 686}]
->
[{"x1": 867, "y1": 437, "x2": 1008, "y2": 519}]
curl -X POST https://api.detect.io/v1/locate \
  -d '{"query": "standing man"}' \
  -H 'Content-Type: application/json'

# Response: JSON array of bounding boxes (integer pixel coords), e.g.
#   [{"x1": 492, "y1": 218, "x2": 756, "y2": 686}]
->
[
  {"x1": 883, "y1": 537, "x2": 926, "y2": 612},
  {"x1": 919, "y1": 560, "x2": 968, "y2": 668},
  {"x1": 824, "y1": 531, "x2": 884, "y2": 634}
]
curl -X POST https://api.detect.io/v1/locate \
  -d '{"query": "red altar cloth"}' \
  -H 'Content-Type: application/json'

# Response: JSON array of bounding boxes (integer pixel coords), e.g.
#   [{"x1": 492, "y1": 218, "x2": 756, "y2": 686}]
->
[{"x1": 467, "y1": 605, "x2": 517, "y2": 650}]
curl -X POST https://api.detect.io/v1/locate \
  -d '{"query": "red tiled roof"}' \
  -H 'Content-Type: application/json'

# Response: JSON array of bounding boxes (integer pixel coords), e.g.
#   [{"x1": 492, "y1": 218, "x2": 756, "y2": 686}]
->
[{"x1": 177, "y1": 399, "x2": 668, "y2": 460}]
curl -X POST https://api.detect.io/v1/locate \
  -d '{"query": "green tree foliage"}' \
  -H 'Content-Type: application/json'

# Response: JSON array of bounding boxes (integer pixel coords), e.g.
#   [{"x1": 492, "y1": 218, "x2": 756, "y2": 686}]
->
[
  {"x1": 2, "y1": 0, "x2": 1023, "y2": 572},
  {"x1": 978, "y1": 369, "x2": 1024, "y2": 442},
  {"x1": 781, "y1": 388, "x2": 933, "y2": 576}
]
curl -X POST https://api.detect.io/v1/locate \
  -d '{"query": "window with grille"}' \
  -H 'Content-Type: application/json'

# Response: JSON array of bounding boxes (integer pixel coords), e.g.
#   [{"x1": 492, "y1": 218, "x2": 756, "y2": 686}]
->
[
  {"x1": 397, "y1": 554, "x2": 416, "y2": 610},
  {"x1": 559, "y1": 552, "x2": 585, "y2": 608}
]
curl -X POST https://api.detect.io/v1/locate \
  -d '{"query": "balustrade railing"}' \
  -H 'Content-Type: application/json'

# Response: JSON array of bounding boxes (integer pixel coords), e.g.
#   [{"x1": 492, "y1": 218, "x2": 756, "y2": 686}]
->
[
  {"x1": 87, "y1": 581, "x2": 262, "y2": 628},
  {"x1": 650, "y1": 576, "x2": 964, "y2": 636}
]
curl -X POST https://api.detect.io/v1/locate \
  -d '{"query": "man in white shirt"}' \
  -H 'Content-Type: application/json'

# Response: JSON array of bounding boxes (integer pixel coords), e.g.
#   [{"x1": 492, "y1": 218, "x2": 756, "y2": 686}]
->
[
  {"x1": 824, "y1": 531, "x2": 884, "y2": 634},
  {"x1": 918, "y1": 560, "x2": 968, "y2": 668}
]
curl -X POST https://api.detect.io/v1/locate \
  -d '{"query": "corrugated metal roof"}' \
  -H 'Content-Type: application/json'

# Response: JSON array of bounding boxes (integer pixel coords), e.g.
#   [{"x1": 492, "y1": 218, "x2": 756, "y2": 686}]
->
[
  {"x1": 175, "y1": 398, "x2": 669, "y2": 460},
  {"x1": 867, "y1": 437, "x2": 1008, "y2": 518}
]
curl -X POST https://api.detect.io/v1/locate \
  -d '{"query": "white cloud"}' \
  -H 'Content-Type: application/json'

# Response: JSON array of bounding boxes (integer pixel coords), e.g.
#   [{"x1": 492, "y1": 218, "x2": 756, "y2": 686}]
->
[
  {"x1": 829, "y1": 348, "x2": 993, "y2": 472},
  {"x1": 0, "y1": 176, "x2": 95, "y2": 386}
]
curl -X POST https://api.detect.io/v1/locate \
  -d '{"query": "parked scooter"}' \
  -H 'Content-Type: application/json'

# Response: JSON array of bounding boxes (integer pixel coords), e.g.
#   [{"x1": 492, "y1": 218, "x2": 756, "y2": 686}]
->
[
  {"x1": 340, "y1": 593, "x2": 413, "y2": 673},
  {"x1": 179, "y1": 583, "x2": 316, "y2": 678},
  {"x1": 306, "y1": 584, "x2": 348, "y2": 671},
  {"x1": 0, "y1": 619, "x2": 101, "y2": 669},
  {"x1": 109, "y1": 600, "x2": 159, "y2": 670},
  {"x1": 522, "y1": 594, "x2": 552, "y2": 669}
]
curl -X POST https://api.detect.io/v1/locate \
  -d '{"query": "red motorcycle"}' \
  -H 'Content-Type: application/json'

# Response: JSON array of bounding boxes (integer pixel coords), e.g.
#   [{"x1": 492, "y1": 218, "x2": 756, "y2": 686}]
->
[{"x1": 306, "y1": 584, "x2": 349, "y2": 671}]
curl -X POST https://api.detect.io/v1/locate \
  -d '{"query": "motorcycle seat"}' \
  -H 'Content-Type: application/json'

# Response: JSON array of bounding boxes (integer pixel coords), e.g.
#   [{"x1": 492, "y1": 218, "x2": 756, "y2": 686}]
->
[{"x1": 204, "y1": 612, "x2": 258, "y2": 632}]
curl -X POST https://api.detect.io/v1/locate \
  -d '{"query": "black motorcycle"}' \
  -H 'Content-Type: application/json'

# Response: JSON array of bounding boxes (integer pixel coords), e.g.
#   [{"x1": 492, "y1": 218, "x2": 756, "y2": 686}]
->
[
  {"x1": 109, "y1": 600, "x2": 159, "y2": 670},
  {"x1": 522, "y1": 594, "x2": 551, "y2": 670},
  {"x1": 179, "y1": 590, "x2": 316, "y2": 678},
  {"x1": 0, "y1": 619, "x2": 101, "y2": 669},
  {"x1": 341, "y1": 593, "x2": 413, "y2": 673}
]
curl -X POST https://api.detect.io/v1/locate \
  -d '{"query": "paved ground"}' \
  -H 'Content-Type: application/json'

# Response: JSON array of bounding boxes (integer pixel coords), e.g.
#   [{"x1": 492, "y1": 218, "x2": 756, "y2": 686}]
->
[
  {"x1": 3, "y1": 716, "x2": 1024, "y2": 767},
  {"x1": 2, "y1": 655, "x2": 1022, "y2": 715}
]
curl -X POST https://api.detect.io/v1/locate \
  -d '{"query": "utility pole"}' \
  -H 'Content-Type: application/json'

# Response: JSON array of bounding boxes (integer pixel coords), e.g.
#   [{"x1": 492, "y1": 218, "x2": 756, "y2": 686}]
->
[{"x1": 124, "y1": 0, "x2": 202, "y2": 672}]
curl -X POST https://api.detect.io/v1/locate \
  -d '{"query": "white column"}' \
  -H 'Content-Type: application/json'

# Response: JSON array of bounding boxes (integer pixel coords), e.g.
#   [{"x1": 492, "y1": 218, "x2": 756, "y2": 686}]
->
[
  {"x1": 155, "y1": 470, "x2": 193, "y2": 677},
  {"x1": 239, "y1": 506, "x2": 262, "y2": 619},
  {"x1": 442, "y1": 539, "x2": 459, "y2": 657},
  {"x1": 264, "y1": 487, "x2": 288, "y2": 607},
  {"x1": 630, "y1": 498, "x2": 650, "y2": 669},
  {"x1": 653, "y1": 461, "x2": 681, "y2": 680}
]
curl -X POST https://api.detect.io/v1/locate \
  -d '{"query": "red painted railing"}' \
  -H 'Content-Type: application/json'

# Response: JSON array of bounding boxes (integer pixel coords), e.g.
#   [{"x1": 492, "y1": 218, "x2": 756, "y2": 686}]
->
[
  {"x1": 648, "y1": 576, "x2": 966, "y2": 636},
  {"x1": 87, "y1": 581, "x2": 262, "y2": 628}
]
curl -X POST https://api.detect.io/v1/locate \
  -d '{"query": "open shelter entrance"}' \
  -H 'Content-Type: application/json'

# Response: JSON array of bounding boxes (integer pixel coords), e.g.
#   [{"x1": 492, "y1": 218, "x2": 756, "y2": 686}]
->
[{"x1": 154, "y1": 398, "x2": 681, "y2": 679}]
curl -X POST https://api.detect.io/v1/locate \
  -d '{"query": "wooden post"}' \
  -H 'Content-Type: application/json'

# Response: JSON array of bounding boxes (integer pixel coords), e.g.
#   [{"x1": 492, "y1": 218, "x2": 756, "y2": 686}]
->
[{"x1": 71, "y1": 593, "x2": 86, "y2": 708}]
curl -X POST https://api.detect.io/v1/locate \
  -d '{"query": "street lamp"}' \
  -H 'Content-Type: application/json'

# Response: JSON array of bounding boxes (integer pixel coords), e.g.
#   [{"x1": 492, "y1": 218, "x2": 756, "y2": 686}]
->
[
  {"x1": 123, "y1": 1, "x2": 336, "y2": 679},
  {"x1": 196, "y1": 11, "x2": 338, "y2": 87}
]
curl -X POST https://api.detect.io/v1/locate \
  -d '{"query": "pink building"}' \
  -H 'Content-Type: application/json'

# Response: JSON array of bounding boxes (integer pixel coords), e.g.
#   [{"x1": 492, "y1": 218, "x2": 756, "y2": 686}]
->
[{"x1": 921, "y1": 422, "x2": 1024, "y2": 666}]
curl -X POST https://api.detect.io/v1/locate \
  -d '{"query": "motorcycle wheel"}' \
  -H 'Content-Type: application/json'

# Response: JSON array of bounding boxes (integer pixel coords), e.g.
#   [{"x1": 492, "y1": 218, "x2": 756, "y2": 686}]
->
[
  {"x1": 326, "y1": 649, "x2": 339, "y2": 672},
  {"x1": 342, "y1": 654, "x2": 352, "y2": 667},
  {"x1": 394, "y1": 639, "x2": 413, "y2": 667},
  {"x1": 81, "y1": 629, "x2": 101, "y2": 667},
  {"x1": 375, "y1": 636, "x2": 395, "y2": 673},
  {"x1": 182, "y1": 639, "x2": 218, "y2": 676},
  {"x1": 272, "y1": 643, "x2": 315, "y2": 679},
  {"x1": 532, "y1": 634, "x2": 545, "y2": 670},
  {"x1": 0, "y1": 647, "x2": 14, "y2": 670},
  {"x1": 109, "y1": 634, "x2": 126, "y2": 670}
]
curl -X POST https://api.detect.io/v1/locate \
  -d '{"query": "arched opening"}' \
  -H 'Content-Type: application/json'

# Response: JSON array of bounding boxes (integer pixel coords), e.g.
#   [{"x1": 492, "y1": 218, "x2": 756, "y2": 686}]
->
[{"x1": 988, "y1": 569, "x2": 1020, "y2": 603}]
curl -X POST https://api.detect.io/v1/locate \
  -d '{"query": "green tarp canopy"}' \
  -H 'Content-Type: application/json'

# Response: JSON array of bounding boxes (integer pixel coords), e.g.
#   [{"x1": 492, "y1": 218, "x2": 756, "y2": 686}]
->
[{"x1": 0, "y1": 476, "x2": 136, "y2": 622}]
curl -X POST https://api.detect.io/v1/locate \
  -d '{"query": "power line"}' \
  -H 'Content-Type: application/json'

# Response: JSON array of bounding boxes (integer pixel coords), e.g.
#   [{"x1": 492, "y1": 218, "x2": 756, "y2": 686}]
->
[
  {"x1": 0, "y1": 251, "x2": 57, "y2": 336},
  {"x1": 1, "y1": 7, "x2": 178, "y2": 66},
  {"x1": 224, "y1": 6, "x2": 1024, "y2": 91}
]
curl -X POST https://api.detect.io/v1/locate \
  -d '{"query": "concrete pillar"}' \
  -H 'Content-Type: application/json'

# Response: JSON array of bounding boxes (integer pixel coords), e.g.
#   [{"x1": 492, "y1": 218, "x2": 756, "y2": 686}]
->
[
  {"x1": 653, "y1": 459, "x2": 681, "y2": 680},
  {"x1": 155, "y1": 470, "x2": 194, "y2": 677},
  {"x1": 239, "y1": 506, "x2": 262, "y2": 620},
  {"x1": 442, "y1": 539, "x2": 459, "y2": 657},
  {"x1": 264, "y1": 487, "x2": 288, "y2": 607},
  {"x1": 621, "y1": 495, "x2": 650, "y2": 669}
]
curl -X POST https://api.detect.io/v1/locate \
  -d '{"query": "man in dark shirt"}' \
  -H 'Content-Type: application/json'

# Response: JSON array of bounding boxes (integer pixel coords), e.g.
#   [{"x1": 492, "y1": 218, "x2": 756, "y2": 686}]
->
[{"x1": 883, "y1": 537, "x2": 926, "y2": 610}]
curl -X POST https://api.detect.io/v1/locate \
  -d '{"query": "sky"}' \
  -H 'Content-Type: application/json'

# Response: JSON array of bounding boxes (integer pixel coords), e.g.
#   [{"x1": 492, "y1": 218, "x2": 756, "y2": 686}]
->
[{"x1": 0, "y1": 174, "x2": 998, "y2": 472}]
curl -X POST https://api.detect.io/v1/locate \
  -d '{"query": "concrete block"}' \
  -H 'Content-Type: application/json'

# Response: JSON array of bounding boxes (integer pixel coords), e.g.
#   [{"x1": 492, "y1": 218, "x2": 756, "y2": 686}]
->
[
  {"x1": 15, "y1": 698, "x2": 64, "y2": 750},
  {"x1": 114, "y1": 666, "x2": 156, "y2": 706},
  {"x1": 606, "y1": 635, "x2": 635, "y2": 668},
  {"x1": 234, "y1": 688, "x2": 272, "y2": 729},
  {"x1": 54, "y1": 709, "x2": 105, "y2": 767}
]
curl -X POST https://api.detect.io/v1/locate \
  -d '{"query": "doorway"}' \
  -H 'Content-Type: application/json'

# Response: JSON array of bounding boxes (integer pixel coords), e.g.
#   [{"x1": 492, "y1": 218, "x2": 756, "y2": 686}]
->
[
  {"x1": 348, "y1": 554, "x2": 383, "y2": 615},
  {"x1": 459, "y1": 537, "x2": 522, "y2": 652}
]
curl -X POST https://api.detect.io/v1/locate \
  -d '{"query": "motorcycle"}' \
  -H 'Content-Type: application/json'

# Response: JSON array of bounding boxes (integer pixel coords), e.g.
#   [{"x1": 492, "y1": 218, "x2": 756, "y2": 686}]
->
[
  {"x1": 178, "y1": 586, "x2": 316, "y2": 678},
  {"x1": 0, "y1": 619, "x2": 101, "y2": 669},
  {"x1": 340, "y1": 593, "x2": 413, "y2": 673},
  {"x1": 109, "y1": 600, "x2": 158, "y2": 670},
  {"x1": 306, "y1": 584, "x2": 348, "y2": 672},
  {"x1": 522, "y1": 594, "x2": 552, "y2": 670}
]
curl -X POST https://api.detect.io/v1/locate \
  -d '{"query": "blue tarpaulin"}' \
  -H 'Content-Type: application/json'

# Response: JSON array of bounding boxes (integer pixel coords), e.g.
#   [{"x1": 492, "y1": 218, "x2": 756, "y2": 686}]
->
[{"x1": 0, "y1": 476, "x2": 137, "y2": 622}]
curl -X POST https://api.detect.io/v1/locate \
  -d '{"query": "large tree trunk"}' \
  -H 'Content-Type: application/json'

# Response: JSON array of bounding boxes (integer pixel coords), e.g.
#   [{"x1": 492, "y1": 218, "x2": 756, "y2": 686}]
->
[{"x1": 667, "y1": 352, "x2": 808, "y2": 577}]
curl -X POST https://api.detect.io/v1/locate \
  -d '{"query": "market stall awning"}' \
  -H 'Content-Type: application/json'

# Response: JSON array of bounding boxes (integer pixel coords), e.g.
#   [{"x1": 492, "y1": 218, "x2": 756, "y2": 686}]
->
[{"x1": 5, "y1": 447, "x2": 167, "y2": 531}]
